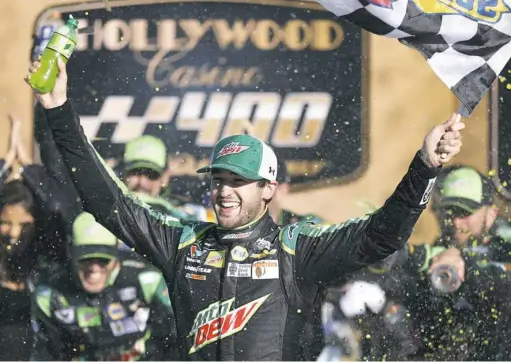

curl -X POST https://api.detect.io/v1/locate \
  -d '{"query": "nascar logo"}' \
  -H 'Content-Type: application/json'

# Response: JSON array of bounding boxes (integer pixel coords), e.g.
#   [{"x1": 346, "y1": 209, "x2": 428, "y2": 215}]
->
[
  {"x1": 188, "y1": 294, "x2": 270, "y2": 354},
  {"x1": 367, "y1": 0, "x2": 510, "y2": 23}
]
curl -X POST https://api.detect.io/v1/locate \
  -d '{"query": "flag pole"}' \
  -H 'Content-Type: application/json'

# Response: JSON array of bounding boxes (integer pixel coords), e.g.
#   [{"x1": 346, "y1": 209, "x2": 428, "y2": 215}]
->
[{"x1": 456, "y1": 103, "x2": 470, "y2": 119}]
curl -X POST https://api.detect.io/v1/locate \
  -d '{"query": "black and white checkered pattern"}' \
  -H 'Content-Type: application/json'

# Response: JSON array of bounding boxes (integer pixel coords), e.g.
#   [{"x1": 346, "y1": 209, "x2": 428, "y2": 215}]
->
[{"x1": 316, "y1": 0, "x2": 511, "y2": 114}]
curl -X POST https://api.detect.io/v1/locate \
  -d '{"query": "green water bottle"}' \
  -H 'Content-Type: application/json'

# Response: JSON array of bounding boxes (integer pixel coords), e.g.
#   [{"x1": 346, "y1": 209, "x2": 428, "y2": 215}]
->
[{"x1": 29, "y1": 15, "x2": 78, "y2": 93}]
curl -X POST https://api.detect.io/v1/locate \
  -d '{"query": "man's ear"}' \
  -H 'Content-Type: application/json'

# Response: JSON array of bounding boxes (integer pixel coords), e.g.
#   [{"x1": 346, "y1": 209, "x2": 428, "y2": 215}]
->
[{"x1": 262, "y1": 181, "x2": 278, "y2": 201}]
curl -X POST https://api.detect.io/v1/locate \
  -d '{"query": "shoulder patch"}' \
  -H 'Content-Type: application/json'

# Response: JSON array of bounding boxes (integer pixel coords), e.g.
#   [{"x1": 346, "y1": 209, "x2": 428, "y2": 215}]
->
[
  {"x1": 178, "y1": 222, "x2": 216, "y2": 249},
  {"x1": 279, "y1": 221, "x2": 309, "y2": 255}
]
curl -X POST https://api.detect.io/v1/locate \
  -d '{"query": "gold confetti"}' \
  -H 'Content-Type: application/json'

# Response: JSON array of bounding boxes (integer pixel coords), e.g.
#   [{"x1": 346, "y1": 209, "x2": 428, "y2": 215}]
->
[{"x1": 488, "y1": 169, "x2": 496, "y2": 176}]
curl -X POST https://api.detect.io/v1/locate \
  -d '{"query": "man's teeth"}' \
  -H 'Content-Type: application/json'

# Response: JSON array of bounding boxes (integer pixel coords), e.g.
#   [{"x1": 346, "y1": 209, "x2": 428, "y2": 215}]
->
[{"x1": 220, "y1": 201, "x2": 240, "y2": 208}]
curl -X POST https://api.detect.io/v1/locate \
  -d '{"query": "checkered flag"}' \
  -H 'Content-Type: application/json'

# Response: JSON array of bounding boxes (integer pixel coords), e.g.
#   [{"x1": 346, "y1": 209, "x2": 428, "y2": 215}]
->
[{"x1": 316, "y1": 0, "x2": 511, "y2": 115}]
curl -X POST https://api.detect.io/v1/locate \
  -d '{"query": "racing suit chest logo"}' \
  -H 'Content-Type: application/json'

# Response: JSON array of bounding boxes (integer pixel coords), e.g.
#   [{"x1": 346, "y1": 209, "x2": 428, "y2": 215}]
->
[{"x1": 188, "y1": 294, "x2": 271, "y2": 354}]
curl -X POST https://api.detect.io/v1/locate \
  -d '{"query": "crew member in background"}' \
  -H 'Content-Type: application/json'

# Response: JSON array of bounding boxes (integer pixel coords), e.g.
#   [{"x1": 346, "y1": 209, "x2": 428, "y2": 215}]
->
[
  {"x1": 432, "y1": 166, "x2": 511, "y2": 265},
  {"x1": 31, "y1": 212, "x2": 176, "y2": 361},
  {"x1": 120, "y1": 135, "x2": 196, "y2": 219},
  {"x1": 407, "y1": 166, "x2": 511, "y2": 272},
  {"x1": 269, "y1": 155, "x2": 325, "y2": 225}
]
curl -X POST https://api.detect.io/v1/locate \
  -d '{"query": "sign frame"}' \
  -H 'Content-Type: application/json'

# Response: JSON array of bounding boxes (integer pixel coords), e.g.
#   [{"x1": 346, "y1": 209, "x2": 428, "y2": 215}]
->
[{"x1": 32, "y1": 0, "x2": 370, "y2": 193}]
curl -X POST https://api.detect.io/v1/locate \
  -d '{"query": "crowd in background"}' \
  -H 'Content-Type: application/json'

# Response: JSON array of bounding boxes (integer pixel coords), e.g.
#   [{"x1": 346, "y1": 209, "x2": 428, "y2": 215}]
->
[{"x1": 1, "y1": 111, "x2": 511, "y2": 361}]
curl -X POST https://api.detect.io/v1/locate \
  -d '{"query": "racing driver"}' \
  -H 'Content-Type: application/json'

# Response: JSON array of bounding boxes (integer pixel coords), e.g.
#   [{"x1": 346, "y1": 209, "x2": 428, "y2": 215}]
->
[{"x1": 26, "y1": 58, "x2": 465, "y2": 361}]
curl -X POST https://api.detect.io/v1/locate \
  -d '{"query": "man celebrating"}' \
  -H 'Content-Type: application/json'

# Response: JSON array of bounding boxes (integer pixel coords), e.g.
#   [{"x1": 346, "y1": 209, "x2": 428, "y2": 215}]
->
[{"x1": 26, "y1": 58, "x2": 465, "y2": 360}]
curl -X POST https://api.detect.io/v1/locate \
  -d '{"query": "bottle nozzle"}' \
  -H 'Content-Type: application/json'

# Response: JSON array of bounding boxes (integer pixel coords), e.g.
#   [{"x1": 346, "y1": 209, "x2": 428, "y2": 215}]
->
[{"x1": 66, "y1": 14, "x2": 79, "y2": 29}]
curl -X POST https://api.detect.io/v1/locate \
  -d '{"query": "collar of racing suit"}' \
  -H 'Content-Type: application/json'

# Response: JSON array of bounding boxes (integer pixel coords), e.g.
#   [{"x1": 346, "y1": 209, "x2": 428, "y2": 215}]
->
[{"x1": 215, "y1": 208, "x2": 280, "y2": 244}]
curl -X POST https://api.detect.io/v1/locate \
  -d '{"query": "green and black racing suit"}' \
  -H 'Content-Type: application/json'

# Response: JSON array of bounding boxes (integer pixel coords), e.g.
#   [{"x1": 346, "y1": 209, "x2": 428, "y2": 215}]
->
[{"x1": 41, "y1": 100, "x2": 439, "y2": 360}]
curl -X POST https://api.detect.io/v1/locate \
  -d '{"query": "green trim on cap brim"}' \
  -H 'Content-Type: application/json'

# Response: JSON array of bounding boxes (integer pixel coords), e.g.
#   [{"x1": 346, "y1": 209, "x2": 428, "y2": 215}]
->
[
  {"x1": 124, "y1": 161, "x2": 164, "y2": 175},
  {"x1": 197, "y1": 163, "x2": 263, "y2": 181}
]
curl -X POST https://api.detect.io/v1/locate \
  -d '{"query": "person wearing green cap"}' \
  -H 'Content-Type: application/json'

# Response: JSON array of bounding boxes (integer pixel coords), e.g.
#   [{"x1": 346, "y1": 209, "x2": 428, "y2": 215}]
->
[
  {"x1": 405, "y1": 165, "x2": 511, "y2": 276},
  {"x1": 433, "y1": 166, "x2": 511, "y2": 256},
  {"x1": 30, "y1": 212, "x2": 177, "y2": 360},
  {"x1": 121, "y1": 135, "x2": 198, "y2": 221},
  {"x1": 27, "y1": 58, "x2": 466, "y2": 360}
]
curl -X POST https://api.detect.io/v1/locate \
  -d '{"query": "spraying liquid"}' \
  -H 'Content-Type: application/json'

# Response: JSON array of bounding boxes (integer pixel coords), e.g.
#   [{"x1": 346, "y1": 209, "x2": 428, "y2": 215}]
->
[{"x1": 29, "y1": 15, "x2": 78, "y2": 93}]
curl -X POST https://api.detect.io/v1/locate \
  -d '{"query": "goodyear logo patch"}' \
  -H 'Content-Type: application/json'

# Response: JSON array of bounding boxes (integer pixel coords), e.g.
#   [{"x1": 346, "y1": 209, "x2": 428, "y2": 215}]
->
[{"x1": 368, "y1": 0, "x2": 510, "y2": 23}]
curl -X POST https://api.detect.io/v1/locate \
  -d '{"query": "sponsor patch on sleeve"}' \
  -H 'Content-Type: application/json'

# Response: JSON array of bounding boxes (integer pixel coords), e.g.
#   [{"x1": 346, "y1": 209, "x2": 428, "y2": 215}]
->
[{"x1": 420, "y1": 177, "x2": 437, "y2": 205}]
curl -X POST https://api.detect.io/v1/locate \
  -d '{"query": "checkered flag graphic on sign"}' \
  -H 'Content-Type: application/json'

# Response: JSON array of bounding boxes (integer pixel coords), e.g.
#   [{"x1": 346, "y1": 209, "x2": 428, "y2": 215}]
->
[{"x1": 316, "y1": 0, "x2": 511, "y2": 115}]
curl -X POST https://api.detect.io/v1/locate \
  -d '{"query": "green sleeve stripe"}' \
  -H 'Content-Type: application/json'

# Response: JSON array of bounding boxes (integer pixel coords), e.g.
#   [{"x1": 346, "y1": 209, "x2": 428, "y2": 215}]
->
[
  {"x1": 300, "y1": 215, "x2": 370, "y2": 238},
  {"x1": 280, "y1": 215, "x2": 371, "y2": 254}
]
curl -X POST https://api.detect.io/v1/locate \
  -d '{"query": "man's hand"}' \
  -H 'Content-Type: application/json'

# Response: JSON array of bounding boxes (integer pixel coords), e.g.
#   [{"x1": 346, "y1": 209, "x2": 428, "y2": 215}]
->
[
  {"x1": 25, "y1": 56, "x2": 68, "y2": 109},
  {"x1": 428, "y1": 247, "x2": 465, "y2": 282},
  {"x1": 420, "y1": 113, "x2": 466, "y2": 168}
]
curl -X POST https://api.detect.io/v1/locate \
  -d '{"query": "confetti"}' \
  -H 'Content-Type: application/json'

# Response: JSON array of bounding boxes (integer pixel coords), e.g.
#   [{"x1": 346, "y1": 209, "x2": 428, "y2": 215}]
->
[{"x1": 104, "y1": 0, "x2": 112, "y2": 11}]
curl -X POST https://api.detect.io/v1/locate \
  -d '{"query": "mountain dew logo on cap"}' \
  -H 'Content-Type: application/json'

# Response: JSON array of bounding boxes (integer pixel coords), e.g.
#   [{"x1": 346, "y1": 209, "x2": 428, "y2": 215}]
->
[
  {"x1": 197, "y1": 134, "x2": 278, "y2": 182},
  {"x1": 216, "y1": 142, "x2": 250, "y2": 158}
]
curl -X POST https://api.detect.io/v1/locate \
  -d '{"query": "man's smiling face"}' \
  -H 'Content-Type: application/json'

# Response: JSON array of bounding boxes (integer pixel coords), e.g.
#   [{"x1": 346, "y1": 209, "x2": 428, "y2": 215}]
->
[{"x1": 210, "y1": 170, "x2": 275, "y2": 229}]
